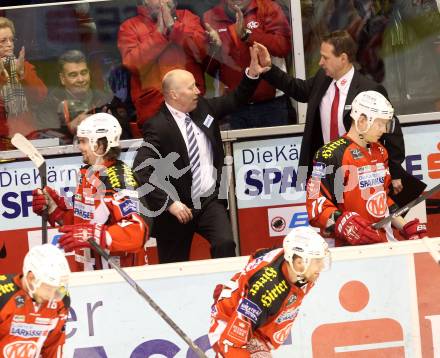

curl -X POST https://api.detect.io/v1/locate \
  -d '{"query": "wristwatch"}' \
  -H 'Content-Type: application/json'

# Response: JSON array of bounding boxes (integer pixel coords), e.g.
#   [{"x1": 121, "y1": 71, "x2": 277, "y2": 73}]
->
[{"x1": 241, "y1": 28, "x2": 252, "y2": 41}]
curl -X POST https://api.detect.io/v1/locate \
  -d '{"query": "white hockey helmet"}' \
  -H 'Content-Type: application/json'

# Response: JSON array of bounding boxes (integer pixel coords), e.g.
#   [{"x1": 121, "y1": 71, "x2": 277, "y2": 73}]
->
[
  {"x1": 283, "y1": 226, "x2": 330, "y2": 275},
  {"x1": 350, "y1": 91, "x2": 394, "y2": 133},
  {"x1": 77, "y1": 112, "x2": 122, "y2": 156},
  {"x1": 23, "y1": 244, "x2": 70, "y2": 299}
]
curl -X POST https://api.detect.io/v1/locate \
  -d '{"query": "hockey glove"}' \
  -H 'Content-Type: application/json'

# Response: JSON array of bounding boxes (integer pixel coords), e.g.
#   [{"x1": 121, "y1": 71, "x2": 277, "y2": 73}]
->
[
  {"x1": 32, "y1": 186, "x2": 68, "y2": 226},
  {"x1": 400, "y1": 219, "x2": 427, "y2": 240},
  {"x1": 58, "y1": 223, "x2": 107, "y2": 252},
  {"x1": 335, "y1": 211, "x2": 383, "y2": 245}
]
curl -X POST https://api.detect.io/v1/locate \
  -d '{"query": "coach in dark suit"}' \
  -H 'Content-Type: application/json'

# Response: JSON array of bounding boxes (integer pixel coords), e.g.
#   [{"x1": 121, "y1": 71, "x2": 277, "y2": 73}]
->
[
  {"x1": 133, "y1": 64, "x2": 260, "y2": 263},
  {"x1": 251, "y1": 31, "x2": 425, "y2": 206}
]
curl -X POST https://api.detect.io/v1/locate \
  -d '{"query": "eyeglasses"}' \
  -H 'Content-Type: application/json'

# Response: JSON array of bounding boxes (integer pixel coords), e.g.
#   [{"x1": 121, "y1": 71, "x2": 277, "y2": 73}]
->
[{"x1": 0, "y1": 37, "x2": 16, "y2": 46}]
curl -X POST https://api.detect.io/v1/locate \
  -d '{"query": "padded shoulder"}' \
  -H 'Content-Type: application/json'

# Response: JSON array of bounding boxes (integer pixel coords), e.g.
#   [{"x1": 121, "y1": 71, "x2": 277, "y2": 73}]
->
[
  {"x1": 0, "y1": 274, "x2": 20, "y2": 310},
  {"x1": 102, "y1": 160, "x2": 139, "y2": 191}
]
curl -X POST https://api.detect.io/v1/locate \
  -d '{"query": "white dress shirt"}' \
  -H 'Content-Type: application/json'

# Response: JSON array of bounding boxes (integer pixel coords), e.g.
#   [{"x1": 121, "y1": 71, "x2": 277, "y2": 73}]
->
[
  {"x1": 165, "y1": 103, "x2": 216, "y2": 196},
  {"x1": 319, "y1": 66, "x2": 355, "y2": 143}
]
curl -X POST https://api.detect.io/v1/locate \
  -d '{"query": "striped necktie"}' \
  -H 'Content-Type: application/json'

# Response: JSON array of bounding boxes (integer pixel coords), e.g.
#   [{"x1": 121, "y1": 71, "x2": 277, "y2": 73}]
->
[{"x1": 185, "y1": 114, "x2": 202, "y2": 201}]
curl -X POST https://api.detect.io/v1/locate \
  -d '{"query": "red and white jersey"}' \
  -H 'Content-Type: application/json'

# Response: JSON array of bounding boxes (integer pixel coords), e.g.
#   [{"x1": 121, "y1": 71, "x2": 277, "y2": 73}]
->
[
  {"x1": 209, "y1": 248, "x2": 314, "y2": 355},
  {"x1": 306, "y1": 135, "x2": 395, "y2": 246},
  {"x1": 0, "y1": 274, "x2": 69, "y2": 358},
  {"x1": 59, "y1": 159, "x2": 148, "y2": 271}
]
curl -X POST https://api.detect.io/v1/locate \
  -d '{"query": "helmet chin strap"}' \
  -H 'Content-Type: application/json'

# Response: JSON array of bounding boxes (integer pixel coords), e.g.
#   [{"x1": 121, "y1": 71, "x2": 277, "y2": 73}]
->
[
  {"x1": 288, "y1": 259, "x2": 310, "y2": 283},
  {"x1": 91, "y1": 142, "x2": 109, "y2": 158},
  {"x1": 355, "y1": 121, "x2": 373, "y2": 145}
]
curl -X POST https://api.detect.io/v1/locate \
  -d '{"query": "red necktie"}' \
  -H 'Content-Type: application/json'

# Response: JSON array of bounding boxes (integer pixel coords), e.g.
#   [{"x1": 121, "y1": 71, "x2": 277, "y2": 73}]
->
[{"x1": 330, "y1": 82, "x2": 340, "y2": 141}]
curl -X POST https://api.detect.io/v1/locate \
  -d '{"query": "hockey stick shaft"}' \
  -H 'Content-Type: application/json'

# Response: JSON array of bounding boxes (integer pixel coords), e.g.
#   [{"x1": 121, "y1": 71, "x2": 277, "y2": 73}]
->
[
  {"x1": 372, "y1": 182, "x2": 440, "y2": 229},
  {"x1": 11, "y1": 134, "x2": 48, "y2": 243},
  {"x1": 87, "y1": 239, "x2": 208, "y2": 358}
]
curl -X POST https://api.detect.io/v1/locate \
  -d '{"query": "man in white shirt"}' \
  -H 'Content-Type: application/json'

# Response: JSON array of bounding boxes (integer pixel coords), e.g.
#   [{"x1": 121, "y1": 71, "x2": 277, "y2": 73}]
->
[{"x1": 251, "y1": 30, "x2": 426, "y2": 207}]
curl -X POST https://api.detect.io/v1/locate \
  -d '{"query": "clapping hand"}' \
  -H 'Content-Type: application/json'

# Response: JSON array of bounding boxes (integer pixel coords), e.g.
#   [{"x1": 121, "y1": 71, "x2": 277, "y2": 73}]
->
[
  {"x1": 205, "y1": 23, "x2": 222, "y2": 47},
  {"x1": 248, "y1": 42, "x2": 271, "y2": 77},
  {"x1": 16, "y1": 46, "x2": 25, "y2": 79},
  {"x1": 0, "y1": 59, "x2": 9, "y2": 84},
  {"x1": 233, "y1": 5, "x2": 245, "y2": 38},
  {"x1": 157, "y1": 0, "x2": 175, "y2": 35}
]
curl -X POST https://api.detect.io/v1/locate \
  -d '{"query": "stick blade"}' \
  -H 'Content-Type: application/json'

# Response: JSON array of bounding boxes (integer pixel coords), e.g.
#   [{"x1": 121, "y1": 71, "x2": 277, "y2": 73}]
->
[{"x1": 11, "y1": 133, "x2": 45, "y2": 168}]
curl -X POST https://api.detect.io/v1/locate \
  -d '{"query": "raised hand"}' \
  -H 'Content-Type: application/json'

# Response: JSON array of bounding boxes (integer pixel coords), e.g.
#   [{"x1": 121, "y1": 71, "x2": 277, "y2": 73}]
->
[
  {"x1": 205, "y1": 22, "x2": 222, "y2": 47},
  {"x1": 254, "y1": 42, "x2": 271, "y2": 68},
  {"x1": 248, "y1": 43, "x2": 271, "y2": 77},
  {"x1": 234, "y1": 5, "x2": 245, "y2": 38},
  {"x1": 161, "y1": 0, "x2": 175, "y2": 32},
  {"x1": 0, "y1": 59, "x2": 9, "y2": 84},
  {"x1": 16, "y1": 46, "x2": 25, "y2": 79}
]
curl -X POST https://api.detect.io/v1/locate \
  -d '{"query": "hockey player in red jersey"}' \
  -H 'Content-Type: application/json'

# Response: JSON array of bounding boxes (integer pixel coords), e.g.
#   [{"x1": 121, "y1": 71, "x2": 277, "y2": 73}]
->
[
  {"x1": 0, "y1": 244, "x2": 70, "y2": 358},
  {"x1": 209, "y1": 226, "x2": 330, "y2": 357},
  {"x1": 31, "y1": 113, "x2": 148, "y2": 271},
  {"x1": 306, "y1": 91, "x2": 427, "y2": 246}
]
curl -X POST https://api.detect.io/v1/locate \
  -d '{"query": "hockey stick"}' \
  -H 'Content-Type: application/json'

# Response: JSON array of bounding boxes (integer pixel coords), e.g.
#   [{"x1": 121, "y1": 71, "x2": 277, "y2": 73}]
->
[
  {"x1": 423, "y1": 238, "x2": 440, "y2": 265},
  {"x1": 372, "y1": 182, "x2": 440, "y2": 230},
  {"x1": 11, "y1": 133, "x2": 48, "y2": 244},
  {"x1": 87, "y1": 239, "x2": 208, "y2": 358}
]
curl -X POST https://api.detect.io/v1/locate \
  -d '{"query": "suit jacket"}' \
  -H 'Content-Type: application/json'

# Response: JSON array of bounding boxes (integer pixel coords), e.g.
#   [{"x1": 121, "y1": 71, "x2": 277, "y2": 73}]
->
[
  {"x1": 262, "y1": 65, "x2": 426, "y2": 206},
  {"x1": 134, "y1": 74, "x2": 259, "y2": 213}
]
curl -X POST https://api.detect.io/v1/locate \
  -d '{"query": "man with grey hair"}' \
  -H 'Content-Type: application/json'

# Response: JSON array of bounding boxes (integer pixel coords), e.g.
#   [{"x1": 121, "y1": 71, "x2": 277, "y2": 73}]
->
[{"x1": 134, "y1": 48, "x2": 261, "y2": 263}]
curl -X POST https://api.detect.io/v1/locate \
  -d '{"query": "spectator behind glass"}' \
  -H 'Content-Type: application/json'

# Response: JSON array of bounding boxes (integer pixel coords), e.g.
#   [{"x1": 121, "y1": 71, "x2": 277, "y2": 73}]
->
[
  {"x1": 37, "y1": 50, "x2": 130, "y2": 144},
  {"x1": 118, "y1": 0, "x2": 208, "y2": 136},
  {"x1": 0, "y1": 17, "x2": 47, "y2": 150},
  {"x1": 203, "y1": 0, "x2": 294, "y2": 129}
]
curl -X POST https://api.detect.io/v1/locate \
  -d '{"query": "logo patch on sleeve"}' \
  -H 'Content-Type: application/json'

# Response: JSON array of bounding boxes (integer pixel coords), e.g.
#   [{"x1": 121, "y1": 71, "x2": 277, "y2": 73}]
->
[
  {"x1": 312, "y1": 162, "x2": 326, "y2": 178},
  {"x1": 237, "y1": 298, "x2": 262, "y2": 323},
  {"x1": 119, "y1": 199, "x2": 139, "y2": 217},
  {"x1": 227, "y1": 317, "x2": 250, "y2": 344}
]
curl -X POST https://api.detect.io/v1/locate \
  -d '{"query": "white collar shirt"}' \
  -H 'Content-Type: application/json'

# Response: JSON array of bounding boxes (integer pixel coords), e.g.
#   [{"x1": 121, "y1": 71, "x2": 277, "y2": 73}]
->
[
  {"x1": 165, "y1": 103, "x2": 216, "y2": 196},
  {"x1": 319, "y1": 66, "x2": 355, "y2": 143}
]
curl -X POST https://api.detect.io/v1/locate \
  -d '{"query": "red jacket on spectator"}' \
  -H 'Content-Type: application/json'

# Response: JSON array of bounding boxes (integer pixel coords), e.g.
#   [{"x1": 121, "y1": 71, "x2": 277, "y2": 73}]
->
[
  {"x1": 0, "y1": 61, "x2": 47, "y2": 143},
  {"x1": 203, "y1": 0, "x2": 291, "y2": 103},
  {"x1": 118, "y1": 6, "x2": 207, "y2": 129}
]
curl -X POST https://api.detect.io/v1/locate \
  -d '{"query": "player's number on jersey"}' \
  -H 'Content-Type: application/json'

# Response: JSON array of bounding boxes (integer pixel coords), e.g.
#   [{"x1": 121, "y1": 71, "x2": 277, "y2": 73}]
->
[{"x1": 310, "y1": 197, "x2": 326, "y2": 219}]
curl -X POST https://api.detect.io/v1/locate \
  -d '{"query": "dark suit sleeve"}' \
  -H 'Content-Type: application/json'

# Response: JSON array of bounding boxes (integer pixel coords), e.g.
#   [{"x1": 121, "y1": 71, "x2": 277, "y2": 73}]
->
[
  {"x1": 261, "y1": 64, "x2": 314, "y2": 102},
  {"x1": 208, "y1": 72, "x2": 260, "y2": 119},
  {"x1": 375, "y1": 85, "x2": 405, "y2": 179},
  {"x1": 133, "y1": 121, "x2": 172, "y2": 212}
]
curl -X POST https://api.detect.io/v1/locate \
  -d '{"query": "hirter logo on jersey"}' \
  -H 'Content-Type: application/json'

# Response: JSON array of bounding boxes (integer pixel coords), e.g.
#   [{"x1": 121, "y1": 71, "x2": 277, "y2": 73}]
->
[{"x1": 366, "y1": 191, "x2": 388, "y2": 218}]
